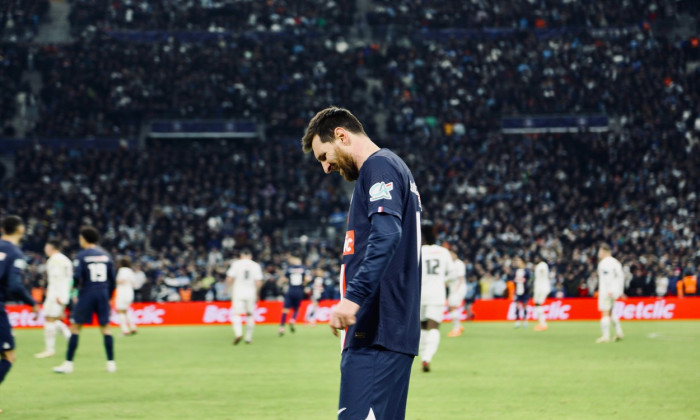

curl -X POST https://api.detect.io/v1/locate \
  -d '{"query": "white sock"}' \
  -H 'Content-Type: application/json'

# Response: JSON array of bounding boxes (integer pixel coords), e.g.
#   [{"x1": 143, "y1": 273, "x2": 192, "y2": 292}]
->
[
  {"x1": 423, "y1": 329, "x2": 441, "y2": 363},
  {"x1": 44, "y1": 322, "x2": 57, "y2": 353},
  {"x1": 308, "y1": 304, "x2": 317, "y2": 322},
  {"x1": 232, "y1": 314, "x2": 243, "y2": 338},
  {"x1": 612, "y1": 316, "x2": 623, "y2": 336},
  {"x1": 419, "y1": 329, "x2": 428, "y2": 360},
  {"x1": 600, "y1": 316, "x2": 611, "y2": 339},
  {"x1": 451, "y1": 309, "x2": 461, "y2": 330},
  {"x1": 126, "y1": 311, "x2": 137, "y2": 332},
  {"x1": 245, "y1": 315, "x2": 255, "y2": 342},
  {"x1": 55, "y1": 320, "x2": 71, "y2": 340},
  {"x1": 118, "y1": 313, "x2": 130, "y2": 334},
  {"x1": 537, "y1": 306, "x2": 547, "y2": 326}
]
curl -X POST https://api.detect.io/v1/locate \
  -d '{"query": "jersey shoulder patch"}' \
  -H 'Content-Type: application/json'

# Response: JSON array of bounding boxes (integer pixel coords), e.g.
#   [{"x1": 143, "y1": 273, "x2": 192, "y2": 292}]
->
[{"x1": 369, "y1": 181, "x2": 393, "y2": 202}]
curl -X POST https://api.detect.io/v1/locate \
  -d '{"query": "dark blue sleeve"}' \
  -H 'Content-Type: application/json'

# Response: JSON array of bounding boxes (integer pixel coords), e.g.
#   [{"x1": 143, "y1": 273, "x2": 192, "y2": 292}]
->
[
  {"x1": 73, "y1": 257, "x2": 83, "y2": 289},
  {"x1": 344, "y1": 213, "x2": 402, "y2": 306},
  {"x1": 8, "y1": 268, "x2": 36, "y2": 306},
  {"x1": 108, "y1": 260, "x2": 116, "y2": 295}
]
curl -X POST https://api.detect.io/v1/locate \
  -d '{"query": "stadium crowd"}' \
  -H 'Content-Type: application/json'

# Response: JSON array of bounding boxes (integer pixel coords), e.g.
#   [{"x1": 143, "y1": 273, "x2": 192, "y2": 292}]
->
[
  {"x1": 0, "y1": 0, "x2": 49, "y2": 41},
  {"x1": 68, "y1": 0, "x2": 356, "y2": 34},
  {"x1": 1, "y1": 0, "x2": 699, "y2": 303},
  {"x1": 31, "y1": 32, "x2": 378, "y2": 139},
  {"x1": 365, "y1": 0, "x2": 688, "y2": 30}
]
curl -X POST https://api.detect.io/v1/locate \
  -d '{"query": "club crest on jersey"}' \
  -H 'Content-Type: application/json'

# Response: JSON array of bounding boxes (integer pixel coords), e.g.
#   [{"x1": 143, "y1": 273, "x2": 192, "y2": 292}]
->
[{"x1": 369, "y1": 181, "x2": 393, "y2": 202}]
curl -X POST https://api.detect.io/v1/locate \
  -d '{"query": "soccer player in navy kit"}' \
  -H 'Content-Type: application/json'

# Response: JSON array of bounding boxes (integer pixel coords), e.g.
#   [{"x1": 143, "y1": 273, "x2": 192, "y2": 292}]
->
[
  {"x1": 512, "y1": 257, "x2": 531, "y2": 328},
  {"x1": 302, "y1": 107, "x2": 422, "y2": 419},
  {"x1": 0, "y1": 216, "x2": 39, "y2": 411},
  {"x1": 279, "y1": 254, "x2": 308, "y2": 336},
  {"x1": 54, "y1": 226, "x2": 117, "y2": 374}
]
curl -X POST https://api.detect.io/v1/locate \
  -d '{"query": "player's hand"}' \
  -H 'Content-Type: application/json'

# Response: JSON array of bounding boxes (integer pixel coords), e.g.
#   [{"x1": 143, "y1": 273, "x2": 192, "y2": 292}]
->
[
  {"x1": 31, "y1": 304, "x2": 40, "y2": 314},
  {"x1": 330, "y1": 299, "x2": 360, "y2": 337},
  {"x1": 56, "y1": 297, "x2": 64, "y2": 305}
]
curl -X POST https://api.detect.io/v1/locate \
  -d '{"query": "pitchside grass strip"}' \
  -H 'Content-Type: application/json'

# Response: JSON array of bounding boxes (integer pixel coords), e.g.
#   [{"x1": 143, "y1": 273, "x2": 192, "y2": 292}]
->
[{"x1": 5, "y1": 322, "x2": 700, "y2": 419}]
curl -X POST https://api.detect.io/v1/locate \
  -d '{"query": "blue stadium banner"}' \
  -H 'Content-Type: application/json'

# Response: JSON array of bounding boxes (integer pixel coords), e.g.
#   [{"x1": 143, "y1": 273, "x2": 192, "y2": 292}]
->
[
  {"x1": 501, "y1": 115, "x2": 609, "y2": 134},
  {"x1": 148, "y1": 120, "x2": 258, "y2": 139}
]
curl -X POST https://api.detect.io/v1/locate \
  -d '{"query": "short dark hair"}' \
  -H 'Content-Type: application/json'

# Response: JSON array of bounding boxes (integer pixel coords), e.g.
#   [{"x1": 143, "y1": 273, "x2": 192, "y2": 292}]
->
[
  {"x1": 2, "y1": 215, "x2": 24, "y2": 235},
  {"x1": 79, "y1": 226, "x2": 100, "y2": 244},
  {"x1": 599, "y1": 243, "x2": 612, "y2": 253},
  {"x1": 46, "y1": 238, "x2": 62, "y2": 251},
  {"x1": 421, "y1": 220, "x2": 437, "y2": 245},
  {"x1": 118, "y1": 256, "x2": 132, "y2": 269},
  {"x1": 301, "y1": 106, "x2": 366, "y2": 154},
  {"x1": 240, "y1": 248, "x2": 252, "y2": 257}
]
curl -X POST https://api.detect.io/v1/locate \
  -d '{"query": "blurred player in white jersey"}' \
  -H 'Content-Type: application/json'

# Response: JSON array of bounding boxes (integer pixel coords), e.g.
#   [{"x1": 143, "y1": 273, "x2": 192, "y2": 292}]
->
[
  {"x1": 446, "y1": 250, "x2": 466, "y2": 337},
  {"x1": 532, "y1": 255, "x2": 551, "y2": 331},
  {"x1": 306, "y1": 267, "x2": 326, "y2": 325},
  {"x1": 419, "y1": 221, "x2": 452, "y2": 372},
  {"x1": 596, "y1": 244, "x2": 625, "y2": 343},
  {"x1": 115, "y1": 256, "x2": 137, "y2": 336},
  {"x1": 226, "y1": 249, "x2": 263, "y2": 344},
  {"x1": 35, "y1": 239, "x2": 72, "y2": 358},
  {"x1": 512, "y1": 257, "x2": 530, "y2": 328}
]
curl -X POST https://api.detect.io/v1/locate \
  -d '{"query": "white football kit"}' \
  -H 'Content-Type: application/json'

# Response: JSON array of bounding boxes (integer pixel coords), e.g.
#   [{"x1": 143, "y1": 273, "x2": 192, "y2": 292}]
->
[
  {"x1": 115, "y1": 267, "x2": 136, "y2": 310},
  {"x1": 447, "y1": 258, "x2": 467, "y2": 308},
  {"x1": 533, "y1": 261, "x2": 551, "y2": 305},
  {"x1": 44, "y1": 252, "x2": 73, "y2": 318},
  {"x1": 227, "y1": 259, "x2": 264, "y2": 315},
  {"x1": 420, "y1": 244, "x2": 452, "y2": 323},
  {"x1": 598, "y1": 256, "x2": 624, "y2": 312}
]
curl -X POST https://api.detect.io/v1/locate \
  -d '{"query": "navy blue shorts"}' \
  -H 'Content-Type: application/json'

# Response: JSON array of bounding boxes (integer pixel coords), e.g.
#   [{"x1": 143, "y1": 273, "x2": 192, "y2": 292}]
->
[
  {"x1": 284, "y1": 289, "x2": 304, "y2": 310},
  {"x1": 339, "y1": 346, "x2": 414, "y2": 420},
  {"x1": 515, "y1": 294, "x2": 529, "y2": 304},
  {"x1": 73, "y1": 290, "x2": 111, "y2": 326},
  {"x1": 0, "y1": 309, "x2": 15, "y2": 351}
]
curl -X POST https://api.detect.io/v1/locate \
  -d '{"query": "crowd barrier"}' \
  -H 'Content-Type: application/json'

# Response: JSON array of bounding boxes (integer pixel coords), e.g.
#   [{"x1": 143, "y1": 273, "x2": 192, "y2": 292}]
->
[{"x1": 6, "y1": 297, "x2": 699, "y2": 328}]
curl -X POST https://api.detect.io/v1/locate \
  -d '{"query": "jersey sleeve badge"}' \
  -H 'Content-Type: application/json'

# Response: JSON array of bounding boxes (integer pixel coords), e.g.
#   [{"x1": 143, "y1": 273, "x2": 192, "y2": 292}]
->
[{"x1": 369, "y1": 181, "x2": 393, "y2": 202}]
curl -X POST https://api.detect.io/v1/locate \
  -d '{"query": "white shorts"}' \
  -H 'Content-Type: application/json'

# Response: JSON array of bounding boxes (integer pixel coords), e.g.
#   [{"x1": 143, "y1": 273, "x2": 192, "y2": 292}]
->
[
  {"x1": 115, "y1": 289, "x2": 134, "y2": 311},
  {"x1": 447, "y1": 284, "x2": 467, "y2": 308},
  {"x1": 232, "y1": 298, "x2": 256, "y2": 315},
  {"x1": 43, "y1": 296, "x2": 65, "y2": 318},
  {"x1": 533, "y1": 291, "x2": 549, "y2": 305},
  {"x1": 598, "y1": 295, "x2": 617, "y2": 312},
  {"x1": 420, "y1": 304, "x2": 444, "y2": 323}
]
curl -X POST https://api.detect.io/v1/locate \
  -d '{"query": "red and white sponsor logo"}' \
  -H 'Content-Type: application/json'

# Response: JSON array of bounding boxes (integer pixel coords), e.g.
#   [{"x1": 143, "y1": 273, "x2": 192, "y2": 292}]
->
[
  {"x1": 5, "y1": 297, "x2": 699, "y2": 328},
  {"x1": 343, "y1": 230, "x2": 355, "y2": 256},
  {"x1": 8, "y1": 309, "x2": 42, "y2": 328},
  {"x1": 613, "y1": 299, "x2": 675, "y2": 320},
  {"x1": 505, "y1": 301, "x2": 572, "y2": 321}
]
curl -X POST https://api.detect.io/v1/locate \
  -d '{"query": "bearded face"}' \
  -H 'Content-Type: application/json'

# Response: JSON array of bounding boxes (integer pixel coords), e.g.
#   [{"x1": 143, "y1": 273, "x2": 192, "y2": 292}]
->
[{"x1": 333, "y1": 145, "x2": 359, "y2": 181}]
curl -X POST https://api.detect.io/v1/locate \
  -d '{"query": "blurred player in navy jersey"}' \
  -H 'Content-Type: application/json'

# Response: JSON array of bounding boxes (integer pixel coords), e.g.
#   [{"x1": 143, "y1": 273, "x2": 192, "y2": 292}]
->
[
  {"x1": 512, "y1": 257, "x2": 530, "y2": 328},
  {"x1": 0, "y1": 216, "x2": 39, "y2": 412},
  {"x1": 54, "y1": 226, "x2": 116, "y2": 374},
  {"x1": 302, "y1": 107, "x2": 422, "y2": 420},
  {"x1": 279, "y1": 254, "x2": 308, "y2": 336}
]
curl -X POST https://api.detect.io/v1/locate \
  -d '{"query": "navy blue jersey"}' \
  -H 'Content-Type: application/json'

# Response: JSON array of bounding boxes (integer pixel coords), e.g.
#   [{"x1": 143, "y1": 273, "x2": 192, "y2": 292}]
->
[
  {"x1": 0, "y1": 239, "x2": 36, "y2": 306},
  {"x1": 513, "y1": 268, "x2": 531, "y2": 297},
  {"x1": 74, "y1": 247, "x2": 116, "y2": 295},
  {"x1": 284, "y1": 264, "x2": 307, "y2": 296},
  {"x1": 342, "y1": 149, "x2": 422, "y2": 355}
]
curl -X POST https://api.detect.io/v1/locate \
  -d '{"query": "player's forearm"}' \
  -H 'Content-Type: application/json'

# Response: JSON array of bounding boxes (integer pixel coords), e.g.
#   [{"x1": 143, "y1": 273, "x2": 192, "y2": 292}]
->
[
  {"x1": 345, "y1": 214, "x2": 402, "y2": 307},
  {"x1": 9, "y1": 271, "x2": 36, "y2": 306}
]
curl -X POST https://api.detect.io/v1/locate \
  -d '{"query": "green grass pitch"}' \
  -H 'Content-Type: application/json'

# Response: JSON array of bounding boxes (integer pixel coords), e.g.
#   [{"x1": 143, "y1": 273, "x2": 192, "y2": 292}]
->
[{"x1": 3, "y1": 321, "x2": 699, "y2": 419}]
